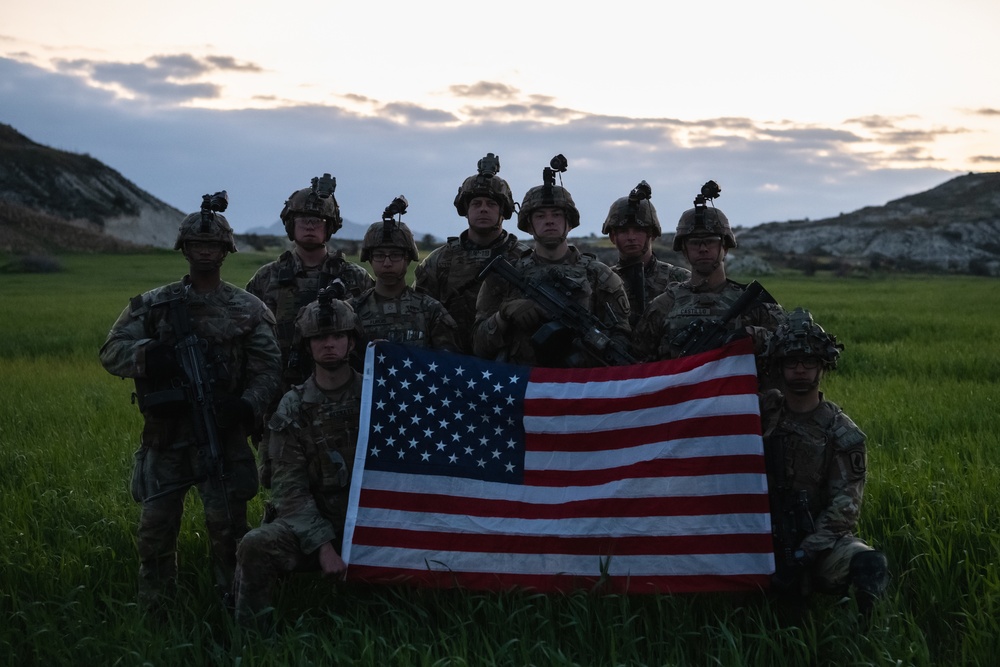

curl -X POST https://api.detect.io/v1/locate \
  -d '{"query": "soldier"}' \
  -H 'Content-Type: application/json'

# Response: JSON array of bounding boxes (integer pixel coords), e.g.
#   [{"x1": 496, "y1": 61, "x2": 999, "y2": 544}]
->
[
  {"x1": 233, "y1": 293, "x2": 363, "y2": 631},
  {"x1": 99, "y1": 192, "x2": 281, "y2": 614},
  {"x1": 631, "y1": 181, "x2": 782, "y2": 362},
  {"x1": 246, "y1": 174, "x2": 372, "y2": 485},
  {"x1": 414, "y1": 153, "x2": 529, "y2": 354},
  {"x1": 602, "y1": 180, "x2": 690, "y2": 326},
  {"x1": 759, "y1": 308, "x2": 889, "y2": 620},
  {"x1": 473, "y1": 155, "x2": 631, "y2": 366},
  {"x1": 351, "y1": 196, "x2": 459, "y2": 351}
]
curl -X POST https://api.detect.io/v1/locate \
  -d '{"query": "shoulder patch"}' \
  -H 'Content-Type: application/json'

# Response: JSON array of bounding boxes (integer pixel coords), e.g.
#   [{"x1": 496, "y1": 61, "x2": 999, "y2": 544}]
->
[{"x1": 831, "y1": 408, "x2": 866, "y2": 450}]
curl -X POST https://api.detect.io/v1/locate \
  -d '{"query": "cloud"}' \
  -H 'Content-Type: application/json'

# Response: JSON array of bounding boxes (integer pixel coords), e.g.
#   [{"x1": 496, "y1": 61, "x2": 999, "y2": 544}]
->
[
  {"x1": 51, "y1": 52, "x2": 262, "y2": 103},
  {"x1": 0, "y1": 56, "x2": 959, "y2": 240},
  {"x1": 972, "y1": 155, "x2": 1000, "y2": 163},
  {"x1": 449, "y1": 82, "x2": 520, "y2": 99}
]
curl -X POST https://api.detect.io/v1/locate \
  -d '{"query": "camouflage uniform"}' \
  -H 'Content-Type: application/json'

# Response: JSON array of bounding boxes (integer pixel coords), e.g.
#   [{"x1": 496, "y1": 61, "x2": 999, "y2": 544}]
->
[
  {"x1": 234, "y1": 371, "x2": 362, "y2": 625},
  {"x1": 631, "y1": 280, "x2": 782, "y2": 361},
  {"x1": 350, "y1": 286, "x2": 459, "y2": 351},
  {"x1": 473, "y1": 246, "x2": 631, "y2": 366},
  {"x1": 611, "y1": 255, "x2": 690, "y2": 327},
  {"x1": 759, "y1": 389, "x2": 877, "y2": 594},
  {"x1": 246, "y1": 250, "x2": 372, "y2": 388},
  {"x1": 100, "y1": 278, "x2": 281, "y2": 609},
  {"x1": 414, "y1": 230, "x2": 528, "y2": 354}
]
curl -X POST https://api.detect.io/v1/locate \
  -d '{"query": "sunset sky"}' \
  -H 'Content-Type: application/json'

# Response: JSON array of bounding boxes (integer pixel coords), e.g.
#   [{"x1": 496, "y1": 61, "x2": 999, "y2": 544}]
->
[{"x1": 3, "y1": 0, "x2": 999, "y2": 238}]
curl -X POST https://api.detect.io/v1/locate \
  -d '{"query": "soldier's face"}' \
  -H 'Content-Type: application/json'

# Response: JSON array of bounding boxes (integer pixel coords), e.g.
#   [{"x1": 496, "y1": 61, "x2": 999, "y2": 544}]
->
[
  {"x1": 294, "y1": 216, "x2": 327, "y2": 248},
  {"x1": 683, "y1": 235, "x2": 725, "y2": 274},
  {"x1": 610, "y1": 226, "x2": 650, "y2": 260},
  {"x1": 530, "y1": 207, "x2": 568, "y2": 245},
  {"x1": 309, "y1": 332, "x2": 354, "y2": 369},
  {"x1": 467, "y1": 197, "x2": 502, "y2": 232},
  {"x1": 781, "y1": 357, "x2": 822, "y2": 394},
  {"x1": 183, "y1": 241, "x2": 228, "y2": 271},
  {"x1": 370, "y1": 247, "x2": 410, "y2": 284}
]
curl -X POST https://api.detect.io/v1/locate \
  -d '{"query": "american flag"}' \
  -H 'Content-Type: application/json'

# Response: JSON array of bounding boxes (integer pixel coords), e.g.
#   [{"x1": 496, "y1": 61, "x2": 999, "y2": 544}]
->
[{"x1": 342, "y1": 338, "x2": 774, "y2": 593}]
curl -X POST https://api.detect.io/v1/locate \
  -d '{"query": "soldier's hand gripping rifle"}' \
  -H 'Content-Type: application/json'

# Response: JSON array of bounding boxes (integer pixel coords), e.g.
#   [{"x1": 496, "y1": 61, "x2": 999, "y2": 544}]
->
[
  {"x1": 669, "y1": 281, "x2": 775, "y2": 357},
  {"x1": 478, "y1": 255, "x2": 637, "y2": 366}
]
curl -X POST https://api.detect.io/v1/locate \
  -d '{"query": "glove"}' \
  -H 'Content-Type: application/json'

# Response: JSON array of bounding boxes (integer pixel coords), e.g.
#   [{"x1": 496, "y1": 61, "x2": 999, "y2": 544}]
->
[
  {"x1": 144, "y1": 341, "x2": 179, "y2": 378},
  {"x1": 214, "y1": 395, "x2": 256, "y2": 430},
  {"x1": 499, "y1": 299, "x2": 544, "y2": 330}
]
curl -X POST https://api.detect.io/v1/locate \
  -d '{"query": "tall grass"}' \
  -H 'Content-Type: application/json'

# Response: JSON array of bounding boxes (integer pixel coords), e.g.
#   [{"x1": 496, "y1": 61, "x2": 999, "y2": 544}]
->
[{"x1": 2, "y1": 253, "x2": 998, "y2": 665}]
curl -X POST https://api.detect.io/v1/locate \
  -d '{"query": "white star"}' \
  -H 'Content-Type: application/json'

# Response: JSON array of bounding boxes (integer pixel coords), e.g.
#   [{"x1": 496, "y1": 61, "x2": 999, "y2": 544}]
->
[
  {"x1": 420, "y1": 451, "x2": 431, "y2": 461},
  {"x1": 509, "y1": 374, "x2": 520, "y2": 384},
  {"x1": 388, "y1": 366, "x2": 398, "y2": 376},
  {"x1": 378, "y1": 353, "x2": 386, "y2": 363},
  {"x1": 428, "y1": 362, "x2": 438, "y2": 372},
  {"x1": 375, "y1": 400, "x2": 386, "y2": 410},
  {"x1": 410, "y1": 414, "x2": 421, "y2": 425},
  {"x1": 451, "y1": 432, "x2": 461, "y2": 442},
  {"x1": 436, "y1": 441, "x2": 446, "y2": 451},
  {"x1": 464, "y1": 446, "x2": 474, "y2": 455},
  {"x1": 423, "y1": 428, "x2": 433, "y2": 438},
  {"x1": 388, "y1": 389, "x2": 397, "y2": 399},
  {"x1": 507, "y1": 438, "x2": 516, "y2": 449},
  {"x1": 370, "y1": 446, "x2": 381, "y2": 457},
  {"x1": 428, "y1": 384, "x2": 439, "y2": 395},
  {"x1": 441, "y1": 397, "x2": 450, "y2": 407},
  {"x1": 403, "y1": 358, "x2": 413, "y2": 368},
  {"x1": 493, "y1": 382, "x2": 503, "y2": 393},
  {"x1": 388, "y1": 413, "x2": 397, "y2": 423},
  {"x1": 400, "y1": 380, "x2": 411, "y2": 390},
  {"x1": 491, "y1": 449, "x2": 501, "y2": 459},
  {"x1": 398, "y1": 402, "x2": 409, "y2": 411},
  {"x1": 477, "y1": 458, "x2": 486, "y2": 468},
  {"x1": 386, "y1": 436, "x2": 396, "y2": 447},
  {"x1": 482, "y1": 369, "x2": 492, "y2": 380},
  {"x1": 377, "y1": 378, "x2": 387, "y2": 387},
  {"x1": 492, "y1": 405, "x2": 502, "y2": 415},
  {"x1": 467, "y1": 378, "x2": 477, "y2": 389},
  {"x1": 479, "y1": 436, "x2": 489, "y2": 446},
  {"x1": 373, "y1": 423, "x2": 384, "y2": 433},
  {"x1": 413, "y1": 392, "x2": 424, "y2": 402},
  {"x1": 479, "y1": 392, "x2": 488, "y2": 402},
  {"x1": 448, "y1": 454, "x2": 458, "y2": 463},
  {"x1": 409, "y1": 438, "x2": 419, "y2": 449},
  {"x1": 455, "y1": 410, "x2": 465, "y2": 420},
  {"x1": 397, "y1": 449, "x2": 406, "y2": 459},
  {"x1": 415, "y1": 371, "x2": 425, "y2": 381},
  {"x1": 455, "y1": 366, "x2": 465, "y2": 376},
  {"x1": 439, "y1": 418, "x2": 450, "y2": 429},
  {"x1": 505, "y1": 462, "x2": 515, "y2": 473},
  {"x1": 466, "y1": 424, "x2": 476, "y2": 433},
  {"x1": 426, "y1": 405, "x2": 437, "y2": 416},
  {"x1": 494, "y1": 426, "x2": 503, "y2": 435},
  {"x1": 505, "y1": 395, "x2": 515, "y2": 405}
]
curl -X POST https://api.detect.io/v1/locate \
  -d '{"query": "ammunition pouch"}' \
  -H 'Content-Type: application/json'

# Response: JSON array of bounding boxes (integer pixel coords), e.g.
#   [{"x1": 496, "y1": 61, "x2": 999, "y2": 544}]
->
[{"x1": 133, "y1": 377, "x2": 187, "y2": 418}]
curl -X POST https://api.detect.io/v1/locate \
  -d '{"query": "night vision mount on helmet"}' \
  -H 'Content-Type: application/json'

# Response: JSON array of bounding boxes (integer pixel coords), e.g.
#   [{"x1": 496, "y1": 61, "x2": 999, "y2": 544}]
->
[
  {"x1": 174, "y1": 190, "x2": 238, "y2": 252},
  {"x1": 454, "y1": 152, "x2": 516, "y2": 220},
  {"x1": 279, "y1": 173, "x2": 343, "y2": 241},
  {"x1": 360, "y1": 195, "x2": 419, "y2": 262},
  {"x1": 602, "y1": 180, "x2": 662, "y2": 237},
  {"x1": 294, "y1": 283, "x2": 362, "y2": 340},
  {"x1": 673, "y1": 180, "x2": 736, "y2": 251},
  {"x1": 764, "y1": 307, "x2": 844, "y2": 369},
  {"x1": 517, "y1": 154, "x2": 581, "y2": 232}
]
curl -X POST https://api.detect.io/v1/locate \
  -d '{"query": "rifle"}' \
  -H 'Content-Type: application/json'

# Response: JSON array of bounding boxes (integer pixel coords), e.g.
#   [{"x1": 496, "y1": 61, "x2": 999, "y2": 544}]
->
[
  {"x1": 144, "y1": 286, "x2": 231, "y2": 520},
  {"x1": 478, "y1": 255, "x2": 636, "y2": 366},
  {"x1": 669, "y1": 280, "x2": 773, "y2": 357},
  {"x1": 765, "y1": 434, "x2": 816, "y2": 590}
]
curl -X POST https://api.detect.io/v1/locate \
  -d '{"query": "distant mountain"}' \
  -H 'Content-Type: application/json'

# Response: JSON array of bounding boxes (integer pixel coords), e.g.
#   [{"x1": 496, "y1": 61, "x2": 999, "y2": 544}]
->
[
  {"x1": 2, "y1": 122, "x2": 998, "y2": 274},
  {"x1": 733, "y1": 172, "x2": 1000, "y2": 276},
  {"x1": 0, "y1": 123, "x2": 182, "y2": 251}
]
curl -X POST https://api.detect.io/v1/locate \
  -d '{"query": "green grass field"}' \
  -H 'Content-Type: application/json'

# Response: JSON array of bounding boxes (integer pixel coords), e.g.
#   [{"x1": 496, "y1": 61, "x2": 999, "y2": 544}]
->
[{"x1": 2, "y1": 251, "x2": 998, "y2": 666}]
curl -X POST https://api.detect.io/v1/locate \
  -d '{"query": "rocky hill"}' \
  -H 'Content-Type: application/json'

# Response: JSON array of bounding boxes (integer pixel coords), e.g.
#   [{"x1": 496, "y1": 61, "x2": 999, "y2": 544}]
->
[
  {"x1": 0, "y1": 123, "x2": 181, "y2": 252},
  {"x1": 733, "y1": 172, "x2": 1000, "y2": 276}
]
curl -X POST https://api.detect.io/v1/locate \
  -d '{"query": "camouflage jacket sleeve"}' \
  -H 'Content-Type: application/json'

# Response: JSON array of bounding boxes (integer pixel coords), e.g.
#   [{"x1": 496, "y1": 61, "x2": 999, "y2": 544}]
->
[
  {"x1": 413, "y1": 246, "x2": 443, "y2": 298},
  {"x1": 268, "y1": 396, "x2": 338, "y2": 554},
  {"x1": 589, "y1": 262, "x2": 632, "y2": 347},
  {"x1": 427, "y1": 297, "x2": 460, "y2": 352},
  {"x1": 472, "y1": 272, "x2": 512, "y2": 360},
  {"x1": 799, "y1": 408, "x2": 868, "y2": 557},
  {"x1": 99, "y1": 291, "x2": 162, "y2": 378},
  {"x1": 240, "y1": 305, "x2": 283, "y2": 421},
  {"x1": 630, "y1": 291, "x2": 675, "y2": 362},
  {"x1": 742, "y1": 300, "x2": 786, "y2": 356}
]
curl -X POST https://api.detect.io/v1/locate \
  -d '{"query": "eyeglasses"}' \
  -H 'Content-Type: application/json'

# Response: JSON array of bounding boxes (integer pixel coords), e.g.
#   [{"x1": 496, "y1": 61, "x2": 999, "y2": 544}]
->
[
  {"x1": 781, "y1": 358, "x2": 821, "y2": 370},
  {"x1": 371, "y1": 250, "x2": 407, "y2": 263},
  {"x1": 684, "y1": 237, "x2": 723, "y2": 250},
  {"x1": 295, "y1": 217, "x2": 326, "y2": 229}
]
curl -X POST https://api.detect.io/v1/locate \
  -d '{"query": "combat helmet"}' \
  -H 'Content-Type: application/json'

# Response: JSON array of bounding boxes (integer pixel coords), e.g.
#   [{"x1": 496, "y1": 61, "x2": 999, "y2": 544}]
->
[
  {"x1": 673, "y1": 180, "x2": 737, "y2": 251},
  {"x1": 360, "y1": 195, "x2": 419, "y2": 262},
  {"x1": 454, "y1": 152, "x2": 515, "y2": 220},
  {"x1": 601, "y1": 180, "x2": 661, "y2": 237},
  {"x1": 279, "y1": 173, "x2": 343, "y2": 241},
  {"x1": 764, "y1": 307, "x2": 844, "y2": 370},
  {"x1": 174, "y1": 190, "x2": 238, "y2": 253},
  {"x1": 295, "y1": 285, "x2": 363, "y2": 340},
  {"x1": 517, "y1": 154, "x2": 581, "y2": 232}
]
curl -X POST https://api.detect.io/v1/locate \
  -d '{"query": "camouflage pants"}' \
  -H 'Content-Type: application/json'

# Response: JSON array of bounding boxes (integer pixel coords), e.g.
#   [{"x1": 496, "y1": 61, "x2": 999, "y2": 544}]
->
[
  {"x1": 233, "y1": 519, "x2": 326, "y2": 626},
  {"x1": 131, "y1": 442, "x2": 258, "y2": 610}
]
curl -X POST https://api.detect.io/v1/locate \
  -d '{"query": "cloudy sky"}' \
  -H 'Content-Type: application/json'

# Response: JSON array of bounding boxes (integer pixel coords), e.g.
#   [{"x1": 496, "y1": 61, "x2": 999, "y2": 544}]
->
[{"x1": 2, "y1": 0, "x2": 999, "y2": 238}]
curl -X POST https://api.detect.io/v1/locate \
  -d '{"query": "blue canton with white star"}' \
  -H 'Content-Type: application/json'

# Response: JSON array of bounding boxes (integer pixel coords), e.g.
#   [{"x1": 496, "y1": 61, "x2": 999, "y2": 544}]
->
[{"x1": 365, "y1": 343, "x2": 530, "y2": 483}]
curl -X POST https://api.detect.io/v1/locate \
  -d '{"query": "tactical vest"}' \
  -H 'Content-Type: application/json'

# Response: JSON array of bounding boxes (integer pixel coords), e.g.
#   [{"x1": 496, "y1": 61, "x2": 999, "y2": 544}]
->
[
  {"x1": 656, "y1": 281, "x2": 749, "y2": 357},
  {"x1": 351, "y1": 288, "x2": 441, "y2": 347}
]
